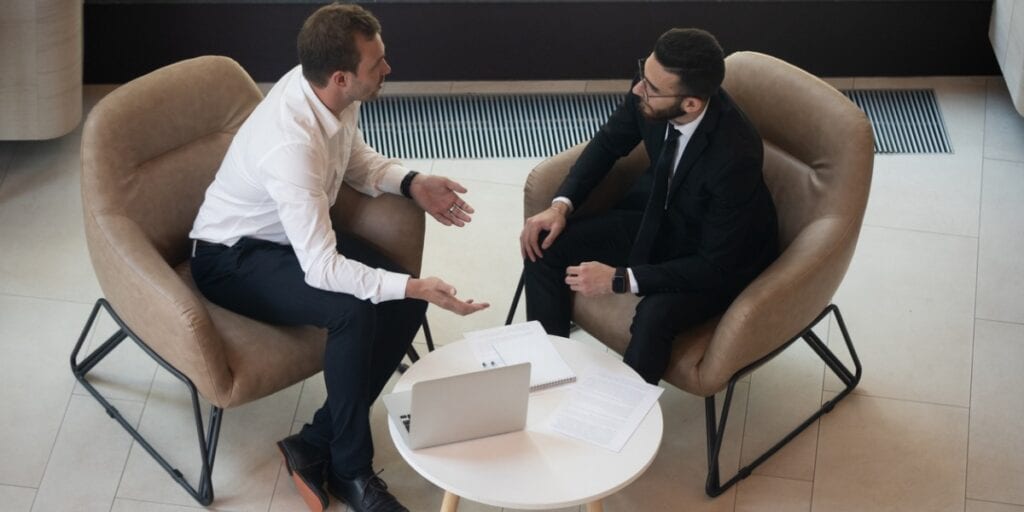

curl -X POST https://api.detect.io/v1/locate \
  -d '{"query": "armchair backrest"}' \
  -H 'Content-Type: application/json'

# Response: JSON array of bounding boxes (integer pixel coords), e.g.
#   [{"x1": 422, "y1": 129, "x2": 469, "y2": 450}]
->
[
  {"x1": 80, "y1": 56, "x2": 263, "y2": 406},
  {"x1": 722, "y1": 51, "x2": 873, "y2": 253},
  {"x1": 81, "y1": 56, "x2": 262, "y2": 267},
  {"x1": 690, "y1": 52, "x2": 873, "y2": 393}
]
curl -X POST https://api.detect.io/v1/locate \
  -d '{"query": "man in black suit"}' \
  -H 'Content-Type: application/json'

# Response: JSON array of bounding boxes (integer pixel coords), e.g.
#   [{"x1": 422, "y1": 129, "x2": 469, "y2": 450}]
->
[{"x1": 520, "y1": 28, "x2": 778, "y2": 384}]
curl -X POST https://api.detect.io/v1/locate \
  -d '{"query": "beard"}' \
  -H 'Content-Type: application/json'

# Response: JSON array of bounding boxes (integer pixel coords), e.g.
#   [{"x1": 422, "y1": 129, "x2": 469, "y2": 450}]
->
[{"x1": 636, "y1": 98, "x2": 685, "y2": 121}]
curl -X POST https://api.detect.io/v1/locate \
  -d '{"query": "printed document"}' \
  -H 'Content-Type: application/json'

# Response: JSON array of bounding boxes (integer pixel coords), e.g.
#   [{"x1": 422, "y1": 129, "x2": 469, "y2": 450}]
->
[{"x1": 549, "y1": 370, "x2": 663, "y2": 452}]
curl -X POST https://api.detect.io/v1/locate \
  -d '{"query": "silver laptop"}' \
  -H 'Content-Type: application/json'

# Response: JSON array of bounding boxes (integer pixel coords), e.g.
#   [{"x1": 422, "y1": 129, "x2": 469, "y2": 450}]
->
[{"x1": 382, "y1": 363, "x2": 531, "y2": 450}]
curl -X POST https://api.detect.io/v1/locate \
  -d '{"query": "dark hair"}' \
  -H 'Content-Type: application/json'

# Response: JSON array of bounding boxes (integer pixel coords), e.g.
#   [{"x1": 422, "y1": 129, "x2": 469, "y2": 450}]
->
[
  {"x1": 653, "y1": 28, "x2": 725, "y2": 100},
  {"x1": 297, "y1": 3, "x2": 381, "y2": 87}
]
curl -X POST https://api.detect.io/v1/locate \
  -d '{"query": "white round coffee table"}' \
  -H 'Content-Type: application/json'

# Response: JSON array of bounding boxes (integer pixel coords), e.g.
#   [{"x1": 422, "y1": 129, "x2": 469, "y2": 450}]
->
[{"x1": 386, "y1": 336, "x2": 663, "y2": 511}]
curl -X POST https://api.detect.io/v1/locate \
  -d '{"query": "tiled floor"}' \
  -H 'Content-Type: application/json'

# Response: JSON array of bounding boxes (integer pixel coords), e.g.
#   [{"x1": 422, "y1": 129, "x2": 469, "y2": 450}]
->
[{"x1": 1, "y1": 75, "x2": 1023, "y2": 512}]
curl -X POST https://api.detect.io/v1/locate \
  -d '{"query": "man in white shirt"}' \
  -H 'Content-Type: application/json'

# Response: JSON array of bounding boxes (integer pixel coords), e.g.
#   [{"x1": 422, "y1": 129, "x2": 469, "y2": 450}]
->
[{"x1": 189, "y1": 4, "x2": 487, "y2": 512}]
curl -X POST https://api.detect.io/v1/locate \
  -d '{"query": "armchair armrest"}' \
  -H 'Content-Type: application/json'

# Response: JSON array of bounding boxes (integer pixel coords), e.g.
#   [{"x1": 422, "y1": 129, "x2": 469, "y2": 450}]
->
[
  {"x1": 330, "y1": 184, "x2": 426, "y2": 277},
  {"x1": 85, "y1": 212, "x2": 231, "y2": 405},
  {"x1": 696, "y1": 215, "x2": 861, "y2": 394},
  {"x1": 524, "y1": 144, "x2": 650, "y2": 218}
]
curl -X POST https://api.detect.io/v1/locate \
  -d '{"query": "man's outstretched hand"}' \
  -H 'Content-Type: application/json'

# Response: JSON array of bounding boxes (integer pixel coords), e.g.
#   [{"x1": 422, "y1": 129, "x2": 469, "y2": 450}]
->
[
  {"x1": 406, "y1": 277, "x2": 489, "y2": 315},
  {"x1": 409, "y1": 174, "x2": 475, "y2": 227}
]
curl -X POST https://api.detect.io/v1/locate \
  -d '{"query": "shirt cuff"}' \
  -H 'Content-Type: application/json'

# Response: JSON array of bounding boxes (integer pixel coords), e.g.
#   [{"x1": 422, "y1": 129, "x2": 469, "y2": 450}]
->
[
  {"x1": 627, "y1": 268, "x2": 639, "y2": 294},
  {"x1": 377, "y1": 165, "x2": 410, "y2": 196},
  {"x1": 552, "y1": 196, "x2": 574, "y2": 212},
  {"x1": 379, "y1": 271, "x2": 411, "y2": 303}
]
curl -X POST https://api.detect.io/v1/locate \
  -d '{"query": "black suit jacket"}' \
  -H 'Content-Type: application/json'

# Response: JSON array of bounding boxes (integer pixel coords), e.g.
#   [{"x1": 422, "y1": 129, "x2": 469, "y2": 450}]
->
[{"x1": 556, "y1": 85, "x2": 779, "y2": 296}]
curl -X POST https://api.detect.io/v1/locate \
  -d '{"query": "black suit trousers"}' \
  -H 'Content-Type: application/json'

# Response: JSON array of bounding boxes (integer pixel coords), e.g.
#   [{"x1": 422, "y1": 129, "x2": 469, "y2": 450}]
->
[
  {"x1": 190, "y1": 236, "x2": 425, "y2": 478},
  {"x1": 524, "y1": 211, "x2": 733, "y2": 384}
]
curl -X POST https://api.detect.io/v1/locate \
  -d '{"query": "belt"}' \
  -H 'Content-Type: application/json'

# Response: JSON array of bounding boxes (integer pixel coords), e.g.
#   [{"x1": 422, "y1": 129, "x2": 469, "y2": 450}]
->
[{"x1": 191, "y1": 239, "x2": 227, "y2": 257}]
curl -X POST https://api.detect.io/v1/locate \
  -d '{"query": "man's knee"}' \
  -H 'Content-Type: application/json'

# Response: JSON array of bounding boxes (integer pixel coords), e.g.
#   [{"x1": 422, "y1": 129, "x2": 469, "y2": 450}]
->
[
  {"x1": 325, "y1": 299, "x2": 377, "y2": 333},
  {"x1": 629, "y1": 296, "x2": 678, "y2": 342}
]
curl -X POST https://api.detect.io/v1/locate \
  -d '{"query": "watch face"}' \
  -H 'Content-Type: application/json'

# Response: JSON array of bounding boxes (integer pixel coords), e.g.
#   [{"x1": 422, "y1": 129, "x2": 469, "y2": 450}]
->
[{"x1": 613, "y1": 275, "x2": 626, "y2": 294}]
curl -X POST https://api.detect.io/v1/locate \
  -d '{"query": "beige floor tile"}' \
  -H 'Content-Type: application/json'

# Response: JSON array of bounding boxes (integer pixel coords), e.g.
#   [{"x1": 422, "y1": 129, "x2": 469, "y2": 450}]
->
[
  {"x1": 450, "y1": 81, "x2": 587, "y2": 95},
  {"x1": 0, "y1": 485, "x2": 36, "y2": 512},
  {"x1": 111, "y1": 498, "x2": 207, "y2": 511},
  {"x1": 985, "y1": 78, "x2": 1024, "y2": 162},
  {"x1": 742, "y1": 331, "x2": 825, "y2": 481},
  {"x1": 71, "y1": 311, "x2": 158, "y2": 403},
  {"x1": 116, "y1": 371, "x2": 302, "y2": 510},
  {"x1": 826, "y1": 226, "x2": 976, "y2": 407},
  {"x1": 419, "y1": 179, "x2": 526, "y2": 346},
  {"x1": 864, "y1": 153, "x2": 983, "y2": 237},
  {"x1": 811, "y1": 393, "x2": 968, "y2": 512},
  {"x1": 31, "y1": 395, "x2": 143, "y2": 512},
  {"x1": 382, "y1": 81, "x2": 453, "y2": 95},
  {"x1": 0, "y1": 295, "x2": 90, "y2": 487},
  {"x1": 734, "y1": 475, "x2": 812, "y2": 512},
  {"x1": 432, "y1": 158, "x2": 540, "y2": 187},
  {"x1": 585, "y1": 80, "x2": 630, "y2": 94},
  {"x1": 0, "y1": 130, "x2": 102, "y2": 303},
  {"x1": 600, "y1": 384, "x2": 747, "y2": 512},
  {"x1": 967, "y1": 320, "x2": 1024, "y2": 506},
  {"x1": 967, "y1": 500, "x2": 1024, "y2": 512},
  {"x1": 857, "y1": 77, "x2": 986, "y2": 237},
  {"x1": 977, "y1": 159, "x2": 1024, "y2": 324}
]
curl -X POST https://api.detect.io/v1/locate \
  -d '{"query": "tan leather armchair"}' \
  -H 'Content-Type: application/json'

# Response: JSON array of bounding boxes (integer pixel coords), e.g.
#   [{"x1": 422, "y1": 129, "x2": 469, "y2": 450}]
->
[
  {"x1": 516, "y1": 51, "x2": 873, "y2": 496},
  {"x1": 70, "y1": 56, "x2": 427, "y2": 505}
]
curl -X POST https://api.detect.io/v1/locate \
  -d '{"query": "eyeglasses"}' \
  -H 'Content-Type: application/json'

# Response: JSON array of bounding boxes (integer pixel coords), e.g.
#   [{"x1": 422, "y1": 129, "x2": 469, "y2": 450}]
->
[{"x1": 637, "y1": 58, "x2": 695, "y2": 103}]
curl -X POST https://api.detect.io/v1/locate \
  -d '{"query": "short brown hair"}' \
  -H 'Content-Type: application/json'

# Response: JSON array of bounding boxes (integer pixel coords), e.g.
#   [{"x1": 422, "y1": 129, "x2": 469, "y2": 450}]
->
[{"x1": 297, "y1": 3, "x2": 381, "y2": 87}]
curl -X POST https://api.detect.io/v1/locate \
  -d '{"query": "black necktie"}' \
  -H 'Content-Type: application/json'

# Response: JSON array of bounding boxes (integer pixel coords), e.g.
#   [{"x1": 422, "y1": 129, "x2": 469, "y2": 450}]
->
[{"x1": 629, "y1": 127, "x2": 681, "y2": 266}]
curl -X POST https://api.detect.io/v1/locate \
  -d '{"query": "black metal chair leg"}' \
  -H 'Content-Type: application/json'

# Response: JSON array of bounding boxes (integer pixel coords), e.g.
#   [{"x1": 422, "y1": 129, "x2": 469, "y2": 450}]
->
[
  {"x1": 70, "y1": 298, "x2": 223, "y2": 506},
  {"x1": 400, "y1": 312, "x2": 436, "y2": 373},
  {"x1": 506, "y1": 270, "x2": 526, "y2": 326},
  {"x1": 703, "y1": 304, "x2": 861, "y2": 497}
]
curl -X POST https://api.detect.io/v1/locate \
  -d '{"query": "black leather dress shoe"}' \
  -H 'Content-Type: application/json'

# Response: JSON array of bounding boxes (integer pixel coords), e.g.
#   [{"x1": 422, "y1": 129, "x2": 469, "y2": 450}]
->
[
  {"x1": 328, "y1": 470, "x2": 409, "y2": 512},
  {"x1": 276, "y1": 434, "x2": 330, "y2": 512}
]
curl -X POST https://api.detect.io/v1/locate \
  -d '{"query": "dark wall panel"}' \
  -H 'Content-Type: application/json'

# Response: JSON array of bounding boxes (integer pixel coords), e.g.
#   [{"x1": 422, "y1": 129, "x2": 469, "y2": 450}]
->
[{"x1": 84, "y1": 1, "x2": 999, "y2": 84}]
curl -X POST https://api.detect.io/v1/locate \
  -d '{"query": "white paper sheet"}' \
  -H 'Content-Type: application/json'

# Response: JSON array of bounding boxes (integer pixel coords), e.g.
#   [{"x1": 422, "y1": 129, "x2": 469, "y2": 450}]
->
[
  {"x1": 549, "y1": 370, "x2": 663, "y2": 452},
  {"x1": 465, "y1": 321, "x2": 576, "y2": 391}
]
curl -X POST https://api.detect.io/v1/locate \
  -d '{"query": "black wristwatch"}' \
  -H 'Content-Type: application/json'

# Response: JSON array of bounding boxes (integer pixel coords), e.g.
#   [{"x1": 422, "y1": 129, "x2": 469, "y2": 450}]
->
[{"x1": 612, "y1": 267, "x2": 629, "y2": 294}]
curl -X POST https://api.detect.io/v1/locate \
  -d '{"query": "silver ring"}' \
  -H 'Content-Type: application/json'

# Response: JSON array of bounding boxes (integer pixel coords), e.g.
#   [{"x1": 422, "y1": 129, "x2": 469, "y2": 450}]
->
[{"x1": 448, "y1": 205, "x2": 457, "y2": 213}]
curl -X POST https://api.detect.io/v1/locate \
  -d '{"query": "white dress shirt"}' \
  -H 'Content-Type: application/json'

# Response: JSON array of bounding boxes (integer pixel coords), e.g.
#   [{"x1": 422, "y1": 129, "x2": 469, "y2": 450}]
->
[
  {"x1": 190, "y1": 65, "x2": 411, "y2": 304},
  {"x1": 553, "y1": 103, "x2": 709, "y2": 294}
]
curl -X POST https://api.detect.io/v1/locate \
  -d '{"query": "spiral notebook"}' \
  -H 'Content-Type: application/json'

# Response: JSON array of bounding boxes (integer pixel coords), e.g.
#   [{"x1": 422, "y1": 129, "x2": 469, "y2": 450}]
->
[{"x1": 466, "y1": 321, "x2": 577, "y2": 392}]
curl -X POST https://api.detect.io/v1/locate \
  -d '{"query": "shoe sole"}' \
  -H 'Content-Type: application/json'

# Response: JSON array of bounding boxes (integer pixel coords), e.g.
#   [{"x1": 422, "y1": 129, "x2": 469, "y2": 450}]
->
[{"x1": 277, "y1": 441, "x2": 328, "y2": 512}]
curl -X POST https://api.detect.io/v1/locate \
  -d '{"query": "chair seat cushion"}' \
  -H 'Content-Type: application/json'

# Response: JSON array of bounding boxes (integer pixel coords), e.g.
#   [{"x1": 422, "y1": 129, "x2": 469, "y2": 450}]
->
[
  {"x1": 573, "y1": 294, "x2": 720, "y2": 395},
  {"x1": 175, "y1": 262, "x2": 326, "y2": 408}
]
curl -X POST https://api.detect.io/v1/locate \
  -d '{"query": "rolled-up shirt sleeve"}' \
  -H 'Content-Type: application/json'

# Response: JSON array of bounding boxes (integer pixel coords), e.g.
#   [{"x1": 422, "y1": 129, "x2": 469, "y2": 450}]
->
[
  {"x1": 262, "y1": 143, "x2": 409, "y2": 303},
  {"x1": 343, "y1": 119, "x2": 408, "y2": 196}
]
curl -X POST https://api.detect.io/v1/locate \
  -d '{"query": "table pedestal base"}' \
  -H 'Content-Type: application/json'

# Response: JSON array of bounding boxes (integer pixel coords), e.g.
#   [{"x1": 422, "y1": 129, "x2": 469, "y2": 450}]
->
[{"x1": 439, "y1": 491, "x2": 603, "y2": 512}]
